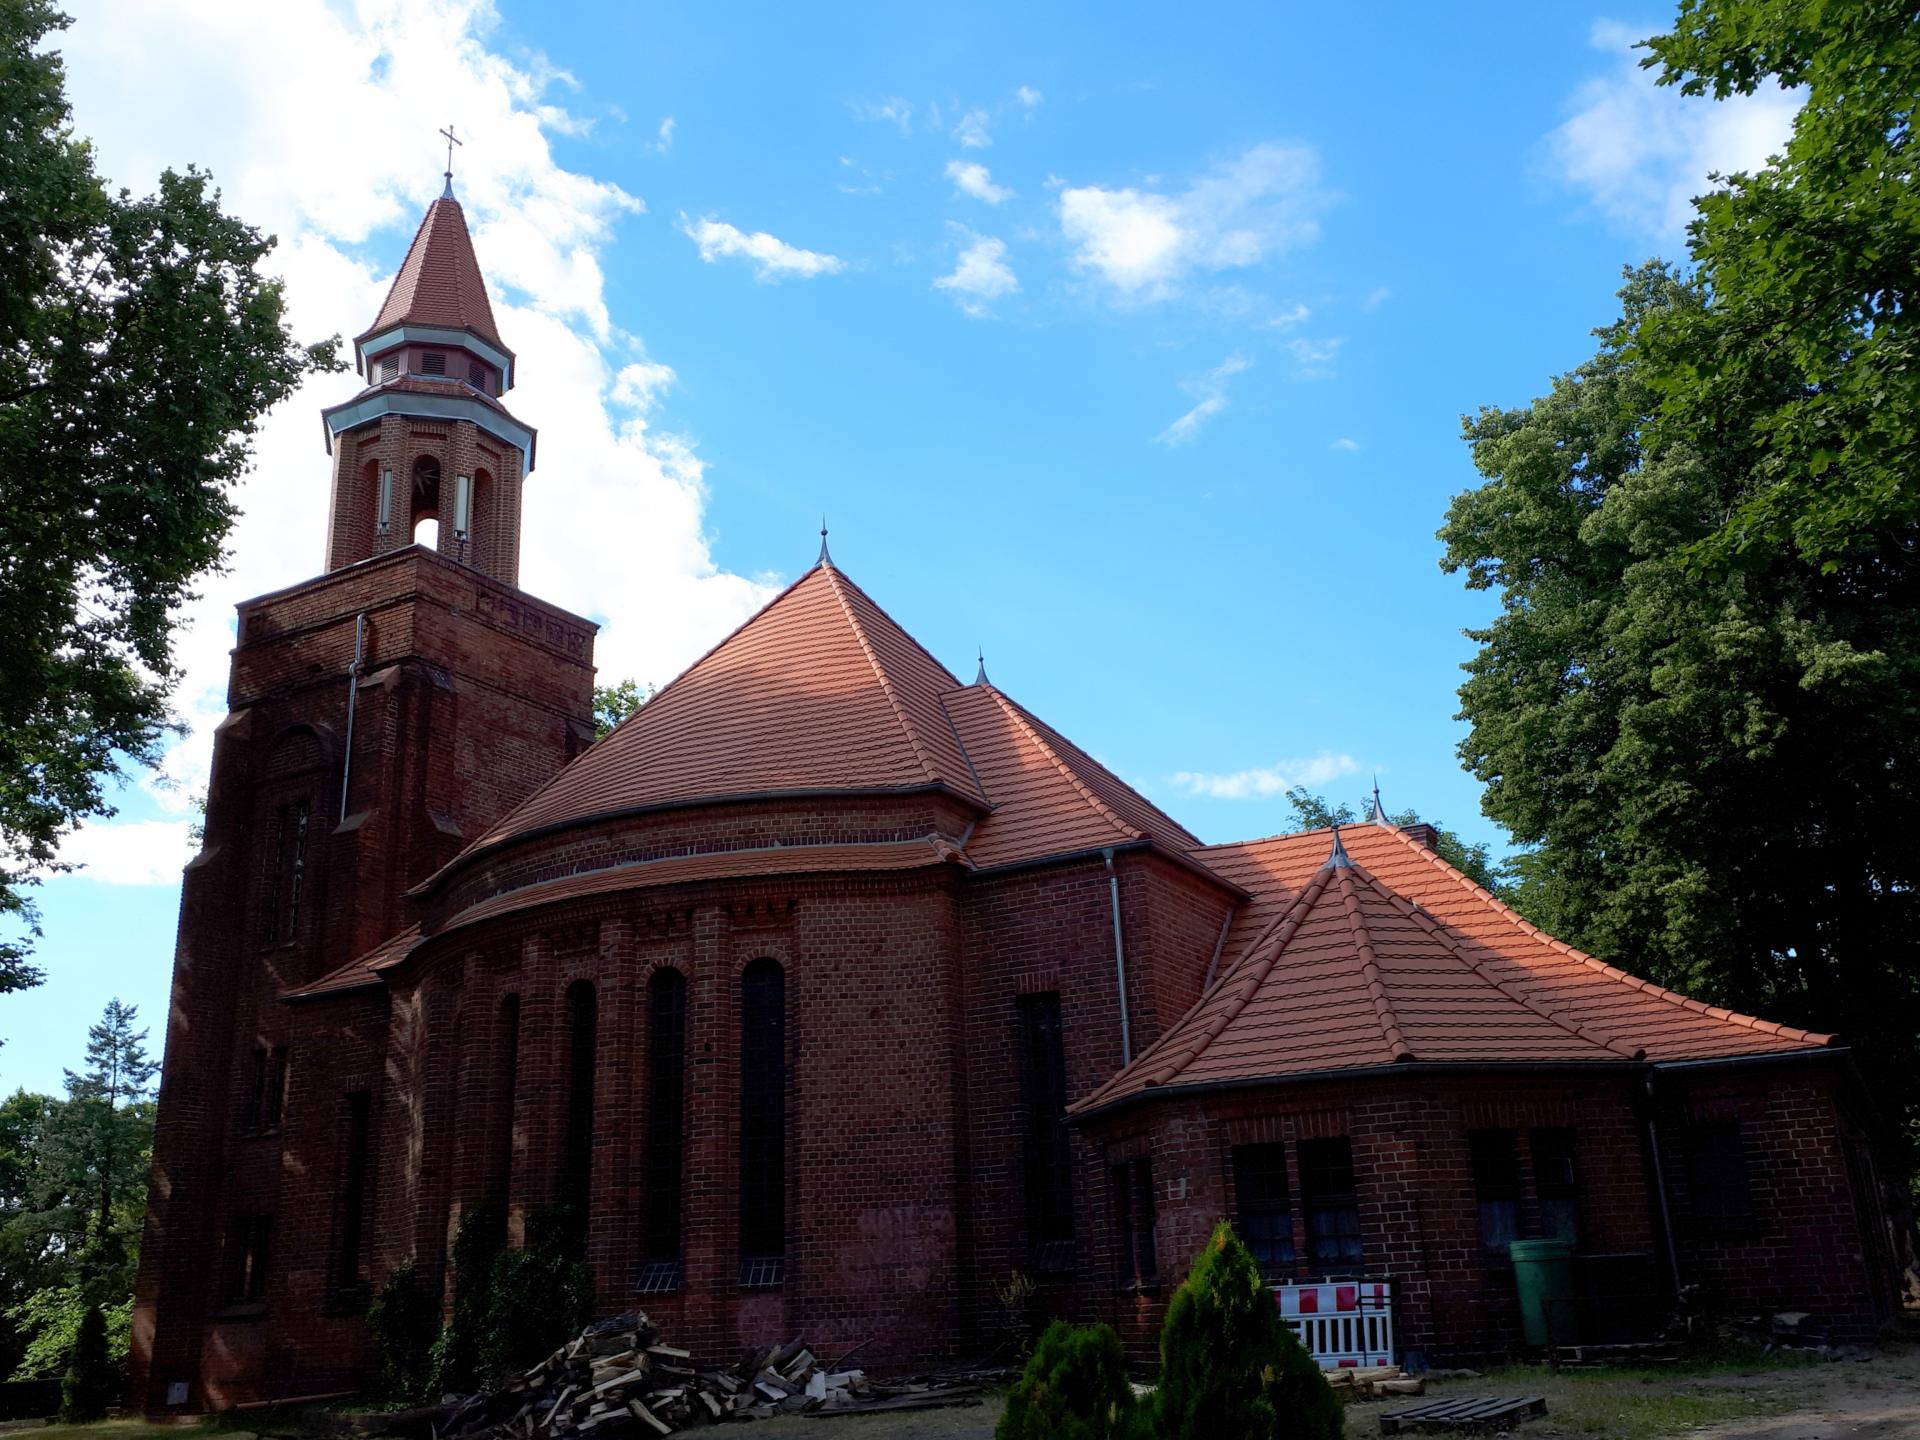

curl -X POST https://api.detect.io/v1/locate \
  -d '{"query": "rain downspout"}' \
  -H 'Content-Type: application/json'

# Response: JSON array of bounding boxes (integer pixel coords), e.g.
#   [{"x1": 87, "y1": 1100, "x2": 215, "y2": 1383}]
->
[
  {"x1": 1103, "y1": 847, "x2": 1132, "y2": 1066},
  {"x1": 339, "y1": 613, "x2": 366, "y2": 823},
  {"x1": 1643, "y1": 1074, "x2": 1684, "y2": 1297}
]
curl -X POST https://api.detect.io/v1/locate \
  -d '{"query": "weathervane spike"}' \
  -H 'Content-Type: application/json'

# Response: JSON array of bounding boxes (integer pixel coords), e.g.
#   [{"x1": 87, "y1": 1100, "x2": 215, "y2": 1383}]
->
[
  {"x1": 975, "y1": 646, "x2": 989, "y2": 687},
  {"x1": 818, "y1": 516, "x2": 832, "y2": 566},
  {"x1": 1325, "y1": 821, "x2": 1353, "y2": 870},
  {"x1": 439, "y1": 123, "x2": 463, "y2": 198},
  {"x1": 1370, "y1": 775, "x2": 1389, "y2": 826}
]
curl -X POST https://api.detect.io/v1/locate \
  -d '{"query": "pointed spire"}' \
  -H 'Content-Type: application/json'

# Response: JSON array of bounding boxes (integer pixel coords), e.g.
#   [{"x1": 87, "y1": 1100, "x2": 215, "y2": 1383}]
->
[
  {"x1": 1370, "y1": 776, "x2": 1390, "y2": 826},
  {"x1": 974, "y1": 647, "x2": 989, "y2": 686},
  {"x1": 817, "y1": 517, "x2": 832, "y2": 567},
  {"x1": 360, "y1": 191, "x2": 505, "y2": 353},
  {"x1": 1325, "y1": 822, "x2": 1353, "y2": 869}
]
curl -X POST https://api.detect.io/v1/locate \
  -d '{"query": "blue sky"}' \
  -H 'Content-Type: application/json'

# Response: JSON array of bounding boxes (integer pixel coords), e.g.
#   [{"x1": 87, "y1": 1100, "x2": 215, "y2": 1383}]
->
[{"x1": 1, "y1": 0, "x2": 1799, "y2": 1092}]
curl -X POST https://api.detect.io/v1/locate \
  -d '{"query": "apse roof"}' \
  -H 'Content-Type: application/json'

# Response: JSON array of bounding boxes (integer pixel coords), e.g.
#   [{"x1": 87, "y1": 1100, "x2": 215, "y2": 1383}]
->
[
  {"x1": 358, "y1": 196, "x2": 507, "y2": 353},
  {"x1": 1071, "y1": 822, "x2": 1834, "y2": 1116}
]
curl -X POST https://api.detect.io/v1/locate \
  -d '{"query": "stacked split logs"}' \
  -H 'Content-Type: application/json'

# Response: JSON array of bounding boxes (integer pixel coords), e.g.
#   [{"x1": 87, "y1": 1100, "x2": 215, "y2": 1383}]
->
[
  {"x1": 441, "y1": 1315, "x2": 982, "y2": 1435},
  {"x1": 1325, "y1": 1364, "x2": 1424, "y2": 1401}
]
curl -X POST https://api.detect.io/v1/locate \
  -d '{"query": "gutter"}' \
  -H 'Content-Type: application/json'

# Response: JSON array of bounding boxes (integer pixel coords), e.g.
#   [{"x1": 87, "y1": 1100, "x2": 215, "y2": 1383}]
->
[
  {"x1": 1650, "y1": 1046, "x2": 1846, "y2": 1074},
  {"x1": 1104, "y1": 847, "x2": 1133, "y2": 1067}
]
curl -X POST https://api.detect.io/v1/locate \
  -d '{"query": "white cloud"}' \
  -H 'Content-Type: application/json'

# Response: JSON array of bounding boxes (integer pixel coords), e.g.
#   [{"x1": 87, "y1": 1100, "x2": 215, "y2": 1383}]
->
[
  {"x1": 654, "y1": 116, "x2": 676, "y2": 152},
  {"x1": 1361, "y1": 285, "x2": 1390, "y2": 312},
  {"x1": 1287, "y1": 336, "x2": 1344, "y2": 378},
  {"x1": 51, "y1": 0, "x2": 778, "y2": 843},
  {"x1": 1547, "y1": 20, "x2": 1800, "y2": 234},
  {"x1": 1265, "y1": 302, "x2": 1310, "y2": 330},
  {"x1": 1330, "y1": 437, "x2": 1360, "y2": 452},
  {"x1": 853, "y1": 96, "x2": 914, "y2": 136},
  {"x1": 679, "y1": 215, "x2": 845, "y2": 280},
  {"x1": 1058, "y1": 141, "x2": 1324, "y2": 300},
  {"x1": 1173, "y1": 750, "x2": 1362, "y2": 800},
  {"x1": 945, "y1": 159, "x2": 1013, "y2": 205},
  {"x1": 953, "y1": 108, "x2": 993, "y2": 148},
  {"x1": 59, "y1": 819, "x2": 196, "y2": 886},
  {"x1": 1015, "y1": 86, "x2": 1044, "y2": 110},
  {"x1": 933, "y1": 232, "x2": 1018, "y2": 316},
  {"x1": 1155, "y1": 353, "x2": 1251, "y2": 447}
]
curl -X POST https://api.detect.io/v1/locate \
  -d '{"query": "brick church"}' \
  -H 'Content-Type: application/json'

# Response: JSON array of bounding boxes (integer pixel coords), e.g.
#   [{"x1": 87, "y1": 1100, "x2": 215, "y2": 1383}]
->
[{"x1": 130, "y1": 187, "x2": 1898, "y2": 1411}]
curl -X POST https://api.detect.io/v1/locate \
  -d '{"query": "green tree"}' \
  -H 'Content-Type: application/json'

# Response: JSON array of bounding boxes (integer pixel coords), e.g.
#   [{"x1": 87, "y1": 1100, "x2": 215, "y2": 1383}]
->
[
  {"x1": 995, "y1": 1320, "x2": 1144, "y2": 1440},
  {"x1": 1443, "y1": 263, "x2": 1920, "y2": 1166},
  {"x1": 0, "y1": 1, "x2": 336, "y2": 991},
  {"x1": 1154, "y1": 1223, "x2": 1341, "y2": 1440},
  {"x1": 56, "y1": 1302, "x2": 109, "y2": 1422},
  {"x1": 591, "y1": 678, "x2": 654, "y2": 739},
  {"x1": 1636, "y1": 1, "x2": 1920, "y2": 569},
  {"x1": 3, "y1": 1001, "x2": 158, "y2": 1380},
  {"x1": 1282, "y1": 786, "x2": 1504, "y2": 893}
]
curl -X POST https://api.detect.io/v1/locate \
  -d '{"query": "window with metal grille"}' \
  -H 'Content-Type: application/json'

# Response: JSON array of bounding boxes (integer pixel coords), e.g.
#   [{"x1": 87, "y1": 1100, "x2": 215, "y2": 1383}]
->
[
  {"x1": 490, "y1": 994, "x2": 519, "y2": 1205},
  {"x1": 1531, "y1": 1128, "x2": 1580, "y2": 1244},
  {"x1": 1015, "y1": 992, "x2": 1076, "y2": 1272},
  {"x1": 1687, "y1": 1122, "x2": 1754, "y2": 1222},
  {"x1": 561, "y1": 981, "x2": 597, "y2": 1208},
  {"x1": 223, "y1": 1214, "x2": 272, "y2": 1303},
  {"x1": 262, "y1": 799, "x2": 310, "y2": 945},
  {"x1": 738, "y1": 958, "x2": 785, "y2": 1286},
  {"x1": 1299, "y1": 1136, "x2": 1364, "y2": 1276},
  {"x1": 333, "y1": 1092, "x2": 372, "y2": 1296},
  {"x1": 379, "y1": 356, "x2": 398, "y2": 381},
  {"x1": 468, "y1": 359, "x2": 488, "y2": 392},
  {"x1": 1469, "y1": 1129, "x2": 1521, "y2": 1260},
  {"x1": 1232, "y1": 1143, "x2": 1296, "y2": 1281},
  {"x1": 1110, "y1": 1157, "x2": 1158, "y2": 1291},
  {"x1": 642, "y1": 968, "x2": 687, "y2": 1290},
  {"x1": 420, "y1": 351, "x2": 446, "y2": 375}
]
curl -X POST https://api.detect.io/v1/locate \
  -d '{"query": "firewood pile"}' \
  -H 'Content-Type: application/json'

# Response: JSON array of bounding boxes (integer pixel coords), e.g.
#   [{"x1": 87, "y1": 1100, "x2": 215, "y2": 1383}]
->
[
  {"x1": 439, "y1": 1314, "x2": 983, "y2": 1435},
  {"x1": 1325, "y1": 1364, "x2": 1424, "y2": 1400}
]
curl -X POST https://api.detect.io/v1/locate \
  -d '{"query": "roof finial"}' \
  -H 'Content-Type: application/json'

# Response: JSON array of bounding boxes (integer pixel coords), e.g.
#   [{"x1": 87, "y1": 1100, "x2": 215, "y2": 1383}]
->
[
  {"x1": 817, "y1": 516, "x2": 832, "y2": 566},
  {"x1": 1325, "y1": 822, "x2": 1353, "y2": 870},
  {"x1": 974, "y1": 646, "x2": 989, "y2": 686},
  {"x1": 439, "y1": 123, "x2": 463, "y2": 199},
  {"x1": 1370, "y1": 775, "x2": 1390, "y2": 826}
]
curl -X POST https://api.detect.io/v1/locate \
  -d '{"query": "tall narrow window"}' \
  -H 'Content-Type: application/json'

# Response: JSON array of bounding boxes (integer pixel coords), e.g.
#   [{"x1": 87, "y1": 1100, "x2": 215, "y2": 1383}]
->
[
  {"x1": 561, "y1": 981, "x2": 597, "y2": 1209},
  {"x1": 1015, "y1": 993, "x2": 1076, "y2": 1272},
  {"x1": 262, "y1": 799, "x2": 310, "y2": 944},
  {"x1": 738, "y1": 958, "x2": 785, "y2": 1287},
  {"x1": 223, "y1": 1214, "x2": 272, "y2": 1305},
  {"x1": 1469, "y1": 1129, "x2": 1521, "y2": 1260},
  {"x1": 1531, "y1": 1128, "x2": 1580, "y2": 1244},
  {"x1": 376, "y1": 467, "x2": 394, "y2": 535},
  {"x1": 639, "y1": 968, "x2": 687, "y2": 1293},
  {"x1": 1110, "y1": 1157, "x2": 1157, "y2": 1291},
  {"x1": 489, "y1": 994, "x2": 520, "y2": 1207},
  {"x1": 333, "y1": 1091, "x2": 372, "y2": 1295},
  {"x1": 1232, "y1": 1143, "x2": 1296, "y2": 1282},
  {"x1": 453, "y1": 474, "x2": 472, "y2": 541},
  {"x1": 1688, "y1": 1122, "x2": 1754, "y2": 1222},
  {"x1": 1299, "y1": 1136, "x2": 1364, "y2": 1276},
  {"x1": 245, "y1": 1044, "x2": 289, "y2": 1131}
]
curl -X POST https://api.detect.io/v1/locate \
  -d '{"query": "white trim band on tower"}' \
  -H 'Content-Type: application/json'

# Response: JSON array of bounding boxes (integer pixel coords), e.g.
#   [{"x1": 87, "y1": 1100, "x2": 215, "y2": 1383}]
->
[{"x1": 322, "y1": 390, "x2": 537, "y2": 472}]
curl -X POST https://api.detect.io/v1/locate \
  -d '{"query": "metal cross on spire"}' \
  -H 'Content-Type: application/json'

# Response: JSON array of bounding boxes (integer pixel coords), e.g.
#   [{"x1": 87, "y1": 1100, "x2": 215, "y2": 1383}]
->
[{"x1": 439, "y1": 123, "x2": 463, "y2": 198}]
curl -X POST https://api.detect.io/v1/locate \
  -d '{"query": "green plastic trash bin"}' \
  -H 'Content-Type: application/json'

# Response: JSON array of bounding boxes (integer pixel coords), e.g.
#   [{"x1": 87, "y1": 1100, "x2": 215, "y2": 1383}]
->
[{"x1": 1509, "y1": 1239, "x2": 1579, "y2": 1348}]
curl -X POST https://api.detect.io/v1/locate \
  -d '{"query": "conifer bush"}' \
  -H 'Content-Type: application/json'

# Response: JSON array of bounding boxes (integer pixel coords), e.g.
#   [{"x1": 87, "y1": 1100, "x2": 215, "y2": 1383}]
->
[
  {"x1": 1154, "y1": 1223, "x2": 1342, "y2": 1440},
  {"x1": 367, "y1": 1262, "x2": 440, "y2": 1401},
  {"x1": 58, "y1": 1303, "x2": 113, "y2": 1423},
  {"x1": 996, "y1": 1320, "x2": 1146, "y2": 1440}
]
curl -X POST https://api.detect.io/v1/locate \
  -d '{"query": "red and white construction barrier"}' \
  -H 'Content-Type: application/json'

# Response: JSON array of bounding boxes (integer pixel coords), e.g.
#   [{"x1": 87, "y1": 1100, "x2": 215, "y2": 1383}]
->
[{"x1": 1272, "y1": 1281, "x2": 1394, "y2": 1369}]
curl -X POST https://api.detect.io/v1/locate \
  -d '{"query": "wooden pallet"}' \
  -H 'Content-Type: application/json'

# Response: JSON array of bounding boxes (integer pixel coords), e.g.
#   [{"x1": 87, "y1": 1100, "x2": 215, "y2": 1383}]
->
[{"x1": 1378, "y1": 1395, "x2": 1547, "y2": 1434}]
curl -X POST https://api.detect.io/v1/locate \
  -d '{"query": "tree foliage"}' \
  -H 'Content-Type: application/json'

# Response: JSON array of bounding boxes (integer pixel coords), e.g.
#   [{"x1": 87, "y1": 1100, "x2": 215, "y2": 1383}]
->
[
  {"x1": 1636, "y1": 0, "x2": 1920, "y2": 569},
  {"x1": 1154, "y1": 1223, "x2": 1340, "y2": 1440},
  {"x1": 0, "y1": 0, "x2": 335, "y2": 990},
  {"x1": 1281, "y1": 787, "x2": 1503, "y2": 893},
  {"x1": 0, "y1": 1001, "x2": 157, "y2": 1381},
  {"x1": 1443, "y1": 263, "x2": 1920, "y2": 1163},
  {"x1": 591, "y1": 679, "x2": 654, "y2": 740},
  {"x1": 995, "y1": 1320, "x2": 1144, "y2": 1440}
]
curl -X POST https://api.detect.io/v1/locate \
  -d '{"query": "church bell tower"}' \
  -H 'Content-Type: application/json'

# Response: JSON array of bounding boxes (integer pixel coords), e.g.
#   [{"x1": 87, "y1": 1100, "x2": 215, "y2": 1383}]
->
[{"x1": 130, "y1": 169, "x2": 596, "y2": 1414}]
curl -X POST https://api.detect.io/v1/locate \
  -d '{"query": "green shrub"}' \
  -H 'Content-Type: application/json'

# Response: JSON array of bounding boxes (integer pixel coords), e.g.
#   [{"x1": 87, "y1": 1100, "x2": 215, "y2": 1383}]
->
[
  {"x1": 429, "y1": 1203, "x2": 592, "y2": 1393},
  {"x1": 1154, "y1": 1223, "x2": 1342, "y2": 1440},
  {"x1": 996, "y1": 1319, "x2": 1145, "y2": 1440},
  {"x1": 429, "y1": 1202, "x2": 507, "y2": 1394},
  {"x1": 367, "y1": 1262, "x2": 440, "y2": 1402},
  {"x1": 57, "y1": 1303, "x2": 113, "y2": 1422}
]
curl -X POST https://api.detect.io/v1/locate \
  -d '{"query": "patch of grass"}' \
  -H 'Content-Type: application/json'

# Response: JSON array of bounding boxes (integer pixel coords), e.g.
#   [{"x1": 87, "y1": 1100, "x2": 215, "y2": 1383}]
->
[
  {"x1": 1433, "y1": 1362, "x2": 1800, "y2": 1440},
  {"x1": 6, "y1": 1423, "x2": 225, "y2": 1440}
]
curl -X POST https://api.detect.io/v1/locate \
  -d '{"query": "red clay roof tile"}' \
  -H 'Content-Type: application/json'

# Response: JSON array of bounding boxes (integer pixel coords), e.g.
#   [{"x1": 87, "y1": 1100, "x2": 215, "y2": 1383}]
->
[{"x1": 358, "y1": 197, "x2": 506, "y2": 352}]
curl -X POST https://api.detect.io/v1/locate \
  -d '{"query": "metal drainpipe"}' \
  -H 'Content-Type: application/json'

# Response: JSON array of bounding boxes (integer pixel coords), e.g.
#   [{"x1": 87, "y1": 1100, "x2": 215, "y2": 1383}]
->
[
  {"x1": 1103, "y1": 847, "x2": 1133, "y2": 1066},
  {"x1": 339, "y1": 612, "x2": 366, "y2": 823},
  {"x1": 1644, "y1": 1075, "x2": 1685, "y2": 1297}
]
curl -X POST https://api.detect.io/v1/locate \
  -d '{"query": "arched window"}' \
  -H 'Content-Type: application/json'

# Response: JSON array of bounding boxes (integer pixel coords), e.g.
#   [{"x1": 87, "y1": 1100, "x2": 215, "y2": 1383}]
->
[
  {"x1": 410, "y1": 453, "x2": 441, "y2": 538},
  {"x1": 639, "y1": 968, "x2": 687, "y2": 1292},
  {"x1": 738, "y1": 958, "x2": 785, "y2": 1286},
  {"x1": 490, "y1": 993, "x2": 521, "y2": 1206},
  {"x1": 561, "y1": 980, "x2": 597, "y2": 1209}
]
